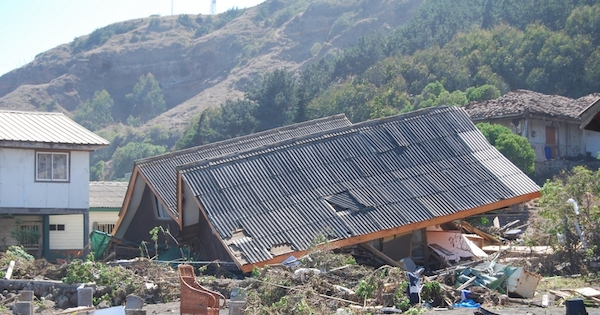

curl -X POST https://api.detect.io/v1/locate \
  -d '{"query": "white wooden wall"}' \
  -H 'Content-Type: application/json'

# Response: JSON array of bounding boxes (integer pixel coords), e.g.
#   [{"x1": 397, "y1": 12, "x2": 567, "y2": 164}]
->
[
  {"x1": 49, "y1": 214, "x2": 84, "y2": 250},
  {"x1": 0, "y1": 148, "x2": 90, "y2": 209},
  {"x1": 90, "y1": 211, "x2": 119, "y2": 233},
  {"x1": 585, "y1": 130, "x2": 600, "y2": 158}
]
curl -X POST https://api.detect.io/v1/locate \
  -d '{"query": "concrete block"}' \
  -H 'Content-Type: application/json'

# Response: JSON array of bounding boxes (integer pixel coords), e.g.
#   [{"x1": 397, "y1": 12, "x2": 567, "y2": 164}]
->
[
  {"x1": 18, "y1": 290, "x2": 34, "y2": 302},
  {"x1": 125, "y1": 310, "x2": 146, "y2": 315},
  {"x1": 78, "y1": 287, "x2": 94, "y2": 307},
  {"x1": 13, "y1": 301, "x2": 33, "y2": 315},
  {"x1": 125, "y1": 295, "x2": 144, "y2": 310}
]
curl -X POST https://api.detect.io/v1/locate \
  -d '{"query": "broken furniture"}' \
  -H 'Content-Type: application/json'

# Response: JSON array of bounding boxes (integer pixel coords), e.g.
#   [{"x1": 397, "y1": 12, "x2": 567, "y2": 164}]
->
[{"x1": 178, "y1": 264, "x2": 225, "y2": 315}]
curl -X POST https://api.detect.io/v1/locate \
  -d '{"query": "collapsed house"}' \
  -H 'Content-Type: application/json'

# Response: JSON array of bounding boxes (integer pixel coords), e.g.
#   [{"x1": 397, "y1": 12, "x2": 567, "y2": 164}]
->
[
  {"x1": 111, "y1": 115, "x2": 353, "y2": 257},
  {"x1": 173, "y1": 106, "x2": 540, "y2": 273}
]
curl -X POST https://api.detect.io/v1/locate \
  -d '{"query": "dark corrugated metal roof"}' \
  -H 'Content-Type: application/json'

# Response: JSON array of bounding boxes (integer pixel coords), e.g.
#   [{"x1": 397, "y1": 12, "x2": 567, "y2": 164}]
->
[
  {"x1": 179, "y1": 106, "x2": 540, "y2": 265},
  {"x1": 135, "y1": 114, "x2": 352, "y2": 217}
]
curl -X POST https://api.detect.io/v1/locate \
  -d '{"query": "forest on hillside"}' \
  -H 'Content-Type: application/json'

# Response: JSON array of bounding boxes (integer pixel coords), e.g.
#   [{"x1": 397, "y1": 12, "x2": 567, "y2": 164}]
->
[{"x1": 86, "y1": 0, "x2": 600, "y2": 180}]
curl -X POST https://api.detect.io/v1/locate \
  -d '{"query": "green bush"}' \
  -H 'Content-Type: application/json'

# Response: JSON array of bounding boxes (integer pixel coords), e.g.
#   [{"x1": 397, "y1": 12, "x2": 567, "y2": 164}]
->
[{"x1": 477, "y1": 123, "x2": 535, "y2": 175}]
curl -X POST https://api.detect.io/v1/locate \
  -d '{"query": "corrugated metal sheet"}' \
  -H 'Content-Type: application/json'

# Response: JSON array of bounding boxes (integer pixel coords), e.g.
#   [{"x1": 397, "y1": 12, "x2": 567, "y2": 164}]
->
[
  {"x1": 89, "y1": 181, "x2": 128, "y2": 208},
  {"x1": 0, "y1": 110, "x2": 109, "y2": 146},
  {"x1": 179, "y1": 107, "x2": 540, "y2": 265},
  {"x1": 136, "y1": 115, "x2": 352, "y2": 217}
]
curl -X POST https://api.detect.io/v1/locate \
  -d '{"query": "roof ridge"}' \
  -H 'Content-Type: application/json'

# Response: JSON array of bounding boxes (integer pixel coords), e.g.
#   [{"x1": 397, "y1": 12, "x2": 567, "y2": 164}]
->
[
  {"x1": 135, "y1": 114, "x2": 349, "y2": 164},
  {"x1": 0, "y1": 109, "x2": 65, "y2": 115},
  {"x1": 177, "y1": 106, "x2": 452, "y2": 172}
]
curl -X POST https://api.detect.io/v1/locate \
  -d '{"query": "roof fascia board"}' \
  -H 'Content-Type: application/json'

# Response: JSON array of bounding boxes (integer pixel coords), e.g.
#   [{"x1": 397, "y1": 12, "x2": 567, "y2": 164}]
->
[
  {"x1": 0, "y1": 207, "x2": 88, "y2": 215},
  {"x1": 579, "y1": 99, "x2": 600, "y2": 129},
  {"x1": 177, "y1": 171, "x2": 184, "y2": 229},
  {"x1": 238, "y1": 191, "x2": 541, "y2": 273},
  {"x1": 0, "y1": 141, "x2": 107, "y2": 151},
  {"x1": 112, "y1": 168, "x2": 147, "y2": 239}
]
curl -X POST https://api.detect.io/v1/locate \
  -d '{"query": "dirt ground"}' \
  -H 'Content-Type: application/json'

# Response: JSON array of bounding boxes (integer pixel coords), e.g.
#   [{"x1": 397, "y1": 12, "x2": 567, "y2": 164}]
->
[{"x1": 139, "y1": 301, "x2": 600, "y2": 315}]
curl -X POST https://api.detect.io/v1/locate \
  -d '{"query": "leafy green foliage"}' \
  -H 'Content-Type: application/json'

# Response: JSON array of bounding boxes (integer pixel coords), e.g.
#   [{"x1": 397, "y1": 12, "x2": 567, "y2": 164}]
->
[
  {"x1": 477, "y1": 123, "x2": 535, "y2": 175},
  {"x1": 247, "y1": 69, "x2": 298, "y2": 131},
  {"x1": 126, "y1": 73, "x2": 166, "y2": 123},
  {"x1": 111, "y1": 142, "x2": 167, "y2": 179},
  {"x1": 356, "y1": 279, "x2": 376, "y2": 301},
  {"x1": 176, "y1": 99, "x2": 257, "y2": 149},
  {"x1": 62, "y1": 258, "x2": 152, "y2": 305},
  {"x1": 90, "y1": 161, "x2": 106, "y2": 181},
  {"x1": 421, "y1": 281, "x2": 443, "y2": 306},
  {"x1": 0, "y1": 246, "x2": 35, "y2": 279},
  {"x1": 74, "y1": 90, "x2": 114, "y2": 131},
  {"x1": 539, "y1": 166, "x2": 600, "y2": 272}
]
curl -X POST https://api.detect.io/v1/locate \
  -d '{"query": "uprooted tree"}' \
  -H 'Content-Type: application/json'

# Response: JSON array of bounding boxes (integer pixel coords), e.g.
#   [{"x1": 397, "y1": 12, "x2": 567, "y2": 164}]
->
[{"x1": 537, "y1": 166, "x2": 600, "y2": 274}]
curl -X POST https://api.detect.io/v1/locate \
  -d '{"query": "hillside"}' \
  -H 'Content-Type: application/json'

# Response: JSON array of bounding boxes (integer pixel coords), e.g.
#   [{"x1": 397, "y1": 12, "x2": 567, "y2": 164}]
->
[{"x1": 0, "y1": 0, "x2": 422, "y2": 132}]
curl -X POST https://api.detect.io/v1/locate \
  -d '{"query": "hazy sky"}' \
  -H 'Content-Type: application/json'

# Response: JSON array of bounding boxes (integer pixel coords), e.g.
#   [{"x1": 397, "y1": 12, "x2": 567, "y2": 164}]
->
[{"x1": 0, "y1": 0, "x2": 266, "y2": 77}]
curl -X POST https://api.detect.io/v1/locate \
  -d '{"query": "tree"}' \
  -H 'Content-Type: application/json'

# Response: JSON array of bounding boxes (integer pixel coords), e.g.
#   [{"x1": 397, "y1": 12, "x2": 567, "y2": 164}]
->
[
  {"x1": 538, "y1": 166, "x2": 600, "y2": 273},
  {"x1": 126, "y1": 73, "x2": 167, "y2": 123},
  {"x1": 111, "y1": 142, "x2": 167, "y2": 179},
  {"x1": 466, "y1": 84, "x2": 501, "y2": 102},
  {"x1": 74, "y1": 90, "x2": 114, "y2": 131},
  {"x1": 476, "y1": 123, "x2": 535, "y2": 175},
  {"x1": 247, "y1": 69, "x2": 298, "y2": 131},
  {"x1": 175, "y1": 99, "x2": 258, "y2": 149}
]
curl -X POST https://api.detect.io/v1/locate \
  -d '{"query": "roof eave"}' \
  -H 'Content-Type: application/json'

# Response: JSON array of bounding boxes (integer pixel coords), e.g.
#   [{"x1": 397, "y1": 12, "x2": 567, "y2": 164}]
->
[
  {"x1": 579, "y1": 99, "x2": 600, "y2": 130},
  {"x1": 0, "y1": 140, "x2": 109, "y2": 151},
  {"x1": 238, "y1": 190, "x2": 541, "y2": 273}
]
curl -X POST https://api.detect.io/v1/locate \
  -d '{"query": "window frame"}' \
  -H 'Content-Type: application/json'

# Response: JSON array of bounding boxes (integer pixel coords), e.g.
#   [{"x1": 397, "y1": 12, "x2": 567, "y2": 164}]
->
[
  {"x1": 17, "y1": 222, "x2": 41, "y2": 249},
  {"x1": 153, "y1": 196, "x2": 171, "y2": 220},
  {"x1": 49, "y1": 224, "x2": 66, "y2": 231},
  {"x1": 35, "y1": 151, "x2": 70, "y2": 182}
]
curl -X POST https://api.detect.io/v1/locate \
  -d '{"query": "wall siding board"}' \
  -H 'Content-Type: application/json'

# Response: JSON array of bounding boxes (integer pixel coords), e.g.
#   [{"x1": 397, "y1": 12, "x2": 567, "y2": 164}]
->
[
  {"x1": 0, "y1": 148, "x2": 89, "y2": 209},
  {"x1": 49, "y1": 214, "x2": 84, "y2": 250}
]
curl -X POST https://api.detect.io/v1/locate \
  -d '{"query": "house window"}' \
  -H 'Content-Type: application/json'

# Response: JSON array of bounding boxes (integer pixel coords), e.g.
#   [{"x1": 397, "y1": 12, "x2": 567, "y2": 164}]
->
[
  {"x1": 17, "y1": 223, "x2": 41, "y2": 248},
  {"x1": 36, "y1": 152, "x2": 69, "y2": 182},
  {"x1": 49, "y1": 224, "x2": 66, "y2": 231},
  {"x1": 154, "y1": 196, "x2": 170, "y2": 219},
  {"x1": 93, "y1": 222, "x2": 115, "y2": 234}
]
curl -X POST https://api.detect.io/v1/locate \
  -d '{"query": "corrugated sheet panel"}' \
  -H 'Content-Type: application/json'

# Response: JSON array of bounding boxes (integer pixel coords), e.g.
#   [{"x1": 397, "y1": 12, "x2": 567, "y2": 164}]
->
[
  {"x1": 180, "y1": 107, "x2": 541, "y2": 265},
  {"x1": 89, "y1": 181, "x2": 128, "y2": 208},
  {"x1": 0, "y1": 110, "x2": 109, "y2": 146},
  {"x1": 136, "y1": 115, "x2": 352, "y2": 217}
]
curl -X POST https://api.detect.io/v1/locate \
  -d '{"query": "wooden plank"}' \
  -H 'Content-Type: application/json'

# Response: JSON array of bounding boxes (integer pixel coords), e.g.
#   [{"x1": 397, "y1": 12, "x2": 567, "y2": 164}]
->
[
  {"x1": 549, "y1": 289, "x2": 571, "y2": 299},
  {"x1": 575, "y1": 287, "x2": 600, "y2": 298},
  {"x1": 358, "y1": 243, "x2": 401, "y2": 268}
]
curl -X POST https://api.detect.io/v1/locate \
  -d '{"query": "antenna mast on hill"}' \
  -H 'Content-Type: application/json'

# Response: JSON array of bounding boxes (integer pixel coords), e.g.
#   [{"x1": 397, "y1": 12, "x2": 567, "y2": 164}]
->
[{"x1": 210, "y1": 0, "x2": 216, "y2": 15}]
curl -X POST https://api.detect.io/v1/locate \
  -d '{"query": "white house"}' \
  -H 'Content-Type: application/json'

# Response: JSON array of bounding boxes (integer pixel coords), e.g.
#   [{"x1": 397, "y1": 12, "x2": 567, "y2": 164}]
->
[
  {"x1": 464, "y1": 90, "x2": 600, "y2": 174},
  {"x1": 0, "y1": 110, "x2": 109, "y2": 260}
]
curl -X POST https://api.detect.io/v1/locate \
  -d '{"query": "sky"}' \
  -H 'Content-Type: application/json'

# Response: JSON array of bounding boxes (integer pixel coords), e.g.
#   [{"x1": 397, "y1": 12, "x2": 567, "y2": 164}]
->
[{"x1": 0, "y1": 0, "x2": 266, "y2": 77}]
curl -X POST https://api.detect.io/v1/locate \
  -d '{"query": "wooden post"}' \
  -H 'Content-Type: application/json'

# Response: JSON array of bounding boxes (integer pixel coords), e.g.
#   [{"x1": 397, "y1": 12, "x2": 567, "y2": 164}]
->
[{"x1": 421, "y1": 228, "x2": 430, "y2": 272}]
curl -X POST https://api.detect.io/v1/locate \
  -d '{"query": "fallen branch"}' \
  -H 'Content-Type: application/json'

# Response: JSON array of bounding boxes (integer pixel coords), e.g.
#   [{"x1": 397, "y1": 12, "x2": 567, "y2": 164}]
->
[{"x1": 248, "y1": 277, "x2": 361, "y2": 305}]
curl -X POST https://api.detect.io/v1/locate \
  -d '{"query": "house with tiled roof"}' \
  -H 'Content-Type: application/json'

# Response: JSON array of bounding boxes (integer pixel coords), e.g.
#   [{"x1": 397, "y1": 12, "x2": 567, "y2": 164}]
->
[
  {"x1": 175, "y1": 106, "x2": 540, "y2": 273},
  {"x1": 464, "y1": 90, "x2": 600, "y2": 167},
  {"x1": 0, "y1": 110, "x2": 109, "y2": 260},
  {"x1": 110, "y1": 115, "x2": 352, "y2": 257}
]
